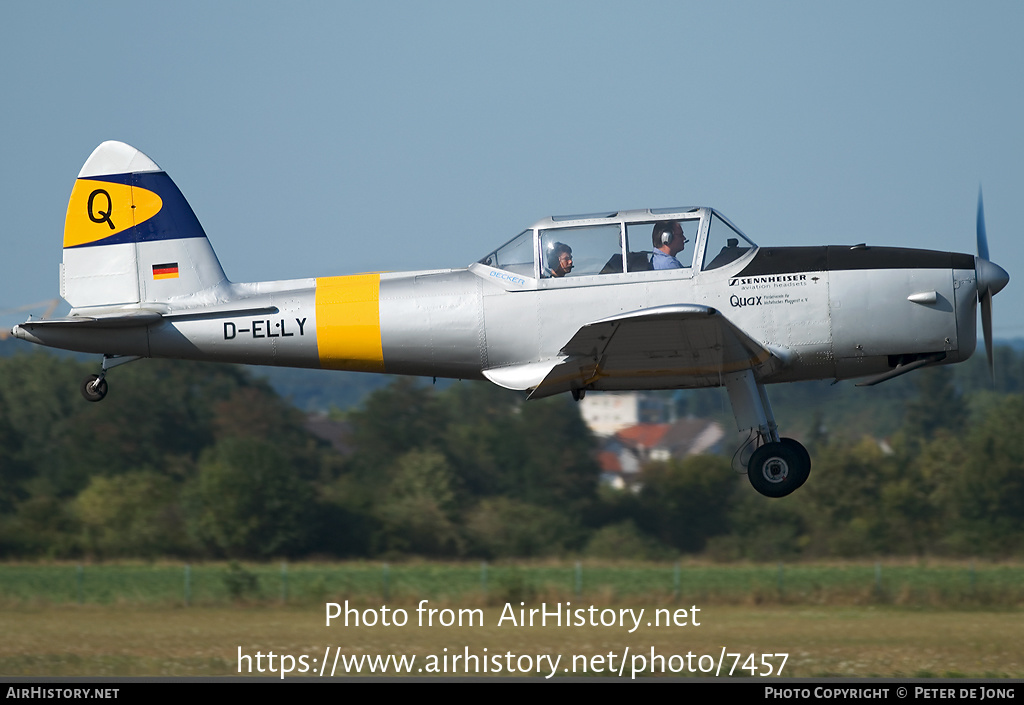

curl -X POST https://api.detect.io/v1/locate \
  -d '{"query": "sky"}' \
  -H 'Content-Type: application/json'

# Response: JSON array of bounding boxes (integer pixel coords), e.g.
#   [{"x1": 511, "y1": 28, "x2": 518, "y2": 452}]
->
[{"x1": 2, "y1": 1, "x2": 1023, "y2": 339}]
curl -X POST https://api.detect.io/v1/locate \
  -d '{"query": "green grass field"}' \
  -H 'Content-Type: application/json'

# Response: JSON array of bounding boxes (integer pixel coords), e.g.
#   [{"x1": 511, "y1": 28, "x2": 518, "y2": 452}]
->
[
  {"x1": 0, "y1": 561, "x2": 1021, "y2": 678},
  {"x1": 0, "y1": 604, "x2": 1020, "y2": 678},
  {"x1": 0, "y1": 560, "x2": 1021, "y2": 608}
]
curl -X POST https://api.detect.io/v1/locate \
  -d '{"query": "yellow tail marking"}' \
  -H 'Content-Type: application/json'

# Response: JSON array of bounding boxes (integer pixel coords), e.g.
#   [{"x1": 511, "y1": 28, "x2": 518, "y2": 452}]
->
[
  {"x1": 63, "y1": 179, "x2": 163, "y2": 248},
  {"x1": 314, "y1": 274, "x2": 385, "y2": 372}
]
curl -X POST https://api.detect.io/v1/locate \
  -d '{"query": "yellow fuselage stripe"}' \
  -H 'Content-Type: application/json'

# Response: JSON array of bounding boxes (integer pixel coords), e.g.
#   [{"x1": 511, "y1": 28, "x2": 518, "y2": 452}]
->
[{"x1": 314, "y1": 274, "x2": 385, "y2": 372}]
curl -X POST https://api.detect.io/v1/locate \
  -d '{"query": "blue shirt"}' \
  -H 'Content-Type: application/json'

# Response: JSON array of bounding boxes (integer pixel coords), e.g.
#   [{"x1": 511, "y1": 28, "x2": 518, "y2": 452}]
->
[{"x1": 652, "y1": 250, "x2": 683, "y2": 270}]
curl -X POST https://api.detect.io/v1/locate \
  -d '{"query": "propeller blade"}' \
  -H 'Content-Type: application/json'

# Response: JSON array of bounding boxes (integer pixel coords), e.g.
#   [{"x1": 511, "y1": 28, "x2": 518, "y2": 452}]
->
[
  {"x1": 974, "y1": 187, "x2": 1008, "y2": 382},
  {"x1": 977, "y1": 188, "x2": 989, "y2": 262},
  {"x1": 981, "y1": 289, "x2": 994, "y2": 381}
]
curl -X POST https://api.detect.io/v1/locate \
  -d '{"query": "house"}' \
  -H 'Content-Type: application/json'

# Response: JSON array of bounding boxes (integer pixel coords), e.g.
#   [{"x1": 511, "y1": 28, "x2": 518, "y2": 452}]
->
[
  {"x1": 579, "y1": 391, "x2": 681, "y2": 436},
  {"x1": 598, "y1": 417, "x2": 725, "y2": 488}
]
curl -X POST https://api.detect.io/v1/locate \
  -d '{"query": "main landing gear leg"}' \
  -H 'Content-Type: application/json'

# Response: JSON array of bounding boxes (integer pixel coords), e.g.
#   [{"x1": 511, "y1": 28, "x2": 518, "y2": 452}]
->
[
  {"x1": 724, "y1": 370, "x2": 811, "y2": 498},
  {"x1": 80, "y1": 355, "x2": 140, "y2": 402}
]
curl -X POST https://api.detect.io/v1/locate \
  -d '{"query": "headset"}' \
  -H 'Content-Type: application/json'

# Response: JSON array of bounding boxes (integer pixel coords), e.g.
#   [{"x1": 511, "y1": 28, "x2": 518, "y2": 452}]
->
[{"x1": 654, "y1": 222, "x2": 683, "y2": 247}]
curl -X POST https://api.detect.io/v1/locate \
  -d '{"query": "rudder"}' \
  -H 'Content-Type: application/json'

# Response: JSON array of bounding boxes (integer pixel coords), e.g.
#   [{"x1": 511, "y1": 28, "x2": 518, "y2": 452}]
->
[{"x1": 61, "y1": 141, "x2": 227, "y2": 309}]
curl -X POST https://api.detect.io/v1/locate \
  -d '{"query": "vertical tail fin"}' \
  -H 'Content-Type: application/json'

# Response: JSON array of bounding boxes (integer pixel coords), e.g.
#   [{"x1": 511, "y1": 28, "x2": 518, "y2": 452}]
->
[{"x1": 61, "y1": 141, "x2": 227, "y2": 309}]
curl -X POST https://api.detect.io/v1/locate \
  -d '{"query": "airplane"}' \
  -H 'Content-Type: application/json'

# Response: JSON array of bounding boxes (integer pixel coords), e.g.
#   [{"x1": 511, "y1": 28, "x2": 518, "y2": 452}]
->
[{"x1": 11, "y1": 141, "x2": 1010, "y2": 498}]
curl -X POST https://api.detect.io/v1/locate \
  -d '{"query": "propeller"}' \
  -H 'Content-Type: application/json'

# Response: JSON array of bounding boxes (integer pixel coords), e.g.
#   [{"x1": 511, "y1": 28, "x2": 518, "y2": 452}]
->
[{"x1": 975, "y1": 188, "x2": 1010, "y2": 380}]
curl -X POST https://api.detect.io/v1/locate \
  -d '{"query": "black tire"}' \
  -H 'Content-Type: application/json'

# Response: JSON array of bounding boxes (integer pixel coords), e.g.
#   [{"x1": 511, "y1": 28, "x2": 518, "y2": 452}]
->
[
  {"x1": 779, "y1": 437, "x2": 812, "y2": 491},
  {"x1": 81, "y1": 375, "x2": 108, "y2": 402},
  {"x1": 747, "y1": 441, "x2": 809, "y2": 498}
]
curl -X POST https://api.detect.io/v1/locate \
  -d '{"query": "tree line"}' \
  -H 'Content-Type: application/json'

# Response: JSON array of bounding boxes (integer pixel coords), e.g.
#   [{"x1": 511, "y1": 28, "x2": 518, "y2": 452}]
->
[{"x1": 0, "y1": 348, "x2": 1022, "y2": 560}]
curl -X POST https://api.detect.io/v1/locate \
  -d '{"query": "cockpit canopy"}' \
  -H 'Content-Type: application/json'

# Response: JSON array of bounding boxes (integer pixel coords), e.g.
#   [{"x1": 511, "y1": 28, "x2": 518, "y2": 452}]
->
[{"x1": 478, "y1": 207, "x2": 755, "y2": 282}]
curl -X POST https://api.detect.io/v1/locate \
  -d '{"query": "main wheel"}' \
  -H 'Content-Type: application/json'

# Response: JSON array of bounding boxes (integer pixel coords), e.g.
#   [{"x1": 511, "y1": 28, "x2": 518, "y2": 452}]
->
[
  {"x1": 81, "y1": 375, "x2": 108, "y2": 402},
  {"x1": 747, "y1": 441, "x2": 810, "y2": 498},
  {"x1": 779, "y1": 437, "x2": 811, "y2": 491}
]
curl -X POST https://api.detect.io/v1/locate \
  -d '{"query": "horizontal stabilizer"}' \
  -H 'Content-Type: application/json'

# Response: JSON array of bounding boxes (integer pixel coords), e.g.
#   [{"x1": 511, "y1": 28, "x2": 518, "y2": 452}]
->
[
  {"x1": 15, "y1": 310, "x2": 163, "y2": 329},
  {"x1": 14, "y1": 302, "x2": 281, "y2": 333}
]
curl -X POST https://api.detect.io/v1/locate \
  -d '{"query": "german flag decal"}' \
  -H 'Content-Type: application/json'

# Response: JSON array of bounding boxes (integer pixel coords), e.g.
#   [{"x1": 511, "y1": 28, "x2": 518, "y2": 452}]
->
[{"x1": 152, "y1": 262, "x2": 179, "y2": 280}]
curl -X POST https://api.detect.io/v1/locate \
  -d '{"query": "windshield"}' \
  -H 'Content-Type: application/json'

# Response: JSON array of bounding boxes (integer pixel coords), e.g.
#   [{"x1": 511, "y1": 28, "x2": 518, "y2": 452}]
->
[
  {"x1": 479, "y1": 229, "x2": 535, "y2": 278},
  {"x1": 702, "y1": 213, "x2": 755, "y2": 271}
]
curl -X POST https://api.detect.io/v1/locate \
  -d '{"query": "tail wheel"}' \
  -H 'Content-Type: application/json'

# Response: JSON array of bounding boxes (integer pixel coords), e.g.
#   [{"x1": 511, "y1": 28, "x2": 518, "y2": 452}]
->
[
  {"x1": 747, "y1": 440, "x2": 810, "y2": 498},
  {"x1": 81, "y1": 375, "x2": 108, "y2": 402}
]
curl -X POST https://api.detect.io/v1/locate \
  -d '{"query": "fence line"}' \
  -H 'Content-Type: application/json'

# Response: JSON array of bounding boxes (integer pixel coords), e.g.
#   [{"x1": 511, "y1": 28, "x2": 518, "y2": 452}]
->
[{"x1": 0, "y1": 561, "x2": 1020, "y2": 607}]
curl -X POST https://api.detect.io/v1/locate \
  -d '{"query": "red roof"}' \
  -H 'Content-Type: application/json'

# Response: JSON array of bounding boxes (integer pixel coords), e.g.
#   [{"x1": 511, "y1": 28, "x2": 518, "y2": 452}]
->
[{"x1": 615, "y1": 423, "x2": 670, "y2": 448}]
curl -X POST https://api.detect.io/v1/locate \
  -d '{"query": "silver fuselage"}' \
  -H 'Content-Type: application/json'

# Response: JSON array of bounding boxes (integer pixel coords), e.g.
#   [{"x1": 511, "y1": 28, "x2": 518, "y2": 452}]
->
[{"x1": 19, "y1": 243, "x2": 977, "y2": 391}]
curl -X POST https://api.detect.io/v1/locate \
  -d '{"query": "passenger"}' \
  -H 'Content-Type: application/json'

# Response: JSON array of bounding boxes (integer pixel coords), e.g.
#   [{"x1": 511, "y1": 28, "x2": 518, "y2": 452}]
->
[
  {"x1": 547, "y1": 242, "x2": 574, "y2": 277},
  {"x1": 651, "y1": 221, "x2": 687, "y2": 270}
]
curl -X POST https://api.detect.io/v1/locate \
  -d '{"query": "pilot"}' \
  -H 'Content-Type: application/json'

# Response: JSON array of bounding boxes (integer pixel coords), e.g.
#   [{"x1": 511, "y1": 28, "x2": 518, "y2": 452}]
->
[
  {"x1": 547, "y1": 242, "x2": 574, "y2": 277},
  {"x1": 651, "y1": 221, "x2": 687, "y2": 270}
]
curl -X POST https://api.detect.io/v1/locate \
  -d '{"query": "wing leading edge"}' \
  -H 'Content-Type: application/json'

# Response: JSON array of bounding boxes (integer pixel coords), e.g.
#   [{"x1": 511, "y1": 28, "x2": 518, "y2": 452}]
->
[{"x1": 483, "y1": 304, "x2": 787, "y2": 399}]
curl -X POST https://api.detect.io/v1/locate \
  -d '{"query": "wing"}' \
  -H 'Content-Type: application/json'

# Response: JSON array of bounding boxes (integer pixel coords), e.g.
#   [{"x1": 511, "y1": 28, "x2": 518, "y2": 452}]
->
[{"x1": 484, "y1": 304, "x2": 788, "y2": 399}]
